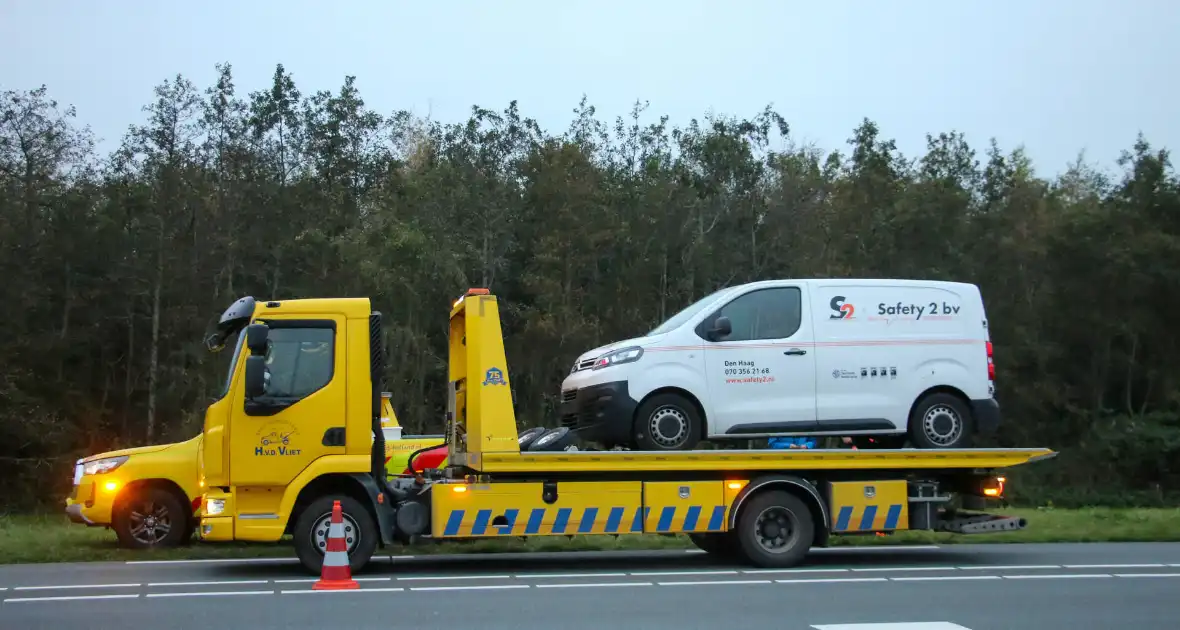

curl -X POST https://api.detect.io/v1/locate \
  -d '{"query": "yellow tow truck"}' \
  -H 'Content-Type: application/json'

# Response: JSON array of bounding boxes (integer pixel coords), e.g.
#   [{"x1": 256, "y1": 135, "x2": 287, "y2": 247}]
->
[
  {"x1": 65, "y1": 393, "x2": 439, "y2": 549},
  {"x1": 197, "y1": 289, "x2": 1056, "y2": 573}
]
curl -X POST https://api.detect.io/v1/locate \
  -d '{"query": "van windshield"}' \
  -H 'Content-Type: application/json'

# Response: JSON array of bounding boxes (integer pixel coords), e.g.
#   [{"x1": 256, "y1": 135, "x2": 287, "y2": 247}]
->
[{"x1": 645, "y1": 288, "x2": 730, "y2": 336}]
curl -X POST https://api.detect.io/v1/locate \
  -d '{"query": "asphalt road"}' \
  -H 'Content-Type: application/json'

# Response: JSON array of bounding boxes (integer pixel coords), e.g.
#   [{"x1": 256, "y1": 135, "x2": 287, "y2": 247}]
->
[{"x1": 2, "y1": 543, "x2": 1178, "y2": 629}]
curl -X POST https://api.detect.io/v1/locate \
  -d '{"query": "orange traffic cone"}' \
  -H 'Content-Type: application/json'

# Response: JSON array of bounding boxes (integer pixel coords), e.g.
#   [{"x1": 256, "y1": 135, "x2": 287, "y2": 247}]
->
[{"x1": 312, "y1": 500, "x2": 359, "y2": 590}]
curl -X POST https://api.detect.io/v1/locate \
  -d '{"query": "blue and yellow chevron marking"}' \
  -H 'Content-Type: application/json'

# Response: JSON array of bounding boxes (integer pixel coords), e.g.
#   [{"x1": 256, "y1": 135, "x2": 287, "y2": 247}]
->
[
  {"x1": 827, "y1": 479, "x2": 910, "y2": 532},
  {"x1": 832, "y1": 503, "x2": 905, "y2": 532},
  {"x1": 439, "y1": 504, "x2": 731, "y2": 537}
]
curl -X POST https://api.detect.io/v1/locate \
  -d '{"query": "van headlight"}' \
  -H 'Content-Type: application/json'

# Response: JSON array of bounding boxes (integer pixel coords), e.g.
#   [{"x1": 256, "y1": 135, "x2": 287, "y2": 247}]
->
[
  {"x1": 593, "y1": 346, "x2": 644, "y2": 370},
  {"x1": 82, "y1": 456, "x2": 129, "y2": 476}
]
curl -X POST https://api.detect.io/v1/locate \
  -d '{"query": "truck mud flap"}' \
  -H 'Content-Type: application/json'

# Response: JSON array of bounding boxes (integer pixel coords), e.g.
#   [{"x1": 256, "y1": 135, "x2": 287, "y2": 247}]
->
[{"x1": 937, "y1": 511, "x2": 1028, "y2": 534}]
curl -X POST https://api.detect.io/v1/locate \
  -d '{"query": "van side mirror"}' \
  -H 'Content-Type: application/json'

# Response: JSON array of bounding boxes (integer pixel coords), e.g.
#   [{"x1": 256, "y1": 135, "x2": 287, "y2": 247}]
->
[
  {"x1": 708, "y1": 316, "x2": 732, "y2": 341},
  {"x1": 245, "y1": 323, "x2": 269, "y2": 355},
  {"x1": 244, "y1": 355, "x2": 267, "y2": 399}
]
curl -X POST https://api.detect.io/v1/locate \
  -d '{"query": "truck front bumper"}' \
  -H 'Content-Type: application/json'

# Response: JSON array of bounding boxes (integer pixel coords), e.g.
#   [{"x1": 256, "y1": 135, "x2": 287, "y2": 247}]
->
[
  {"x1": 64, "y1": 480, "x2": 114, "y2": 526},
  {"x1": 198, "y1": 517, "x2": 235, "y2": 542}
]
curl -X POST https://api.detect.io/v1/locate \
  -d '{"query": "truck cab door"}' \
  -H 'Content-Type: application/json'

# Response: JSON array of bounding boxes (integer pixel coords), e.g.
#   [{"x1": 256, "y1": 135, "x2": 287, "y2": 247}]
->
[
  {"x1": 227, "y1": 317, "x2": 347, "y2": 488},
  {"x1": 699, "y1": 284, "x2": 819, "y2": 436}
]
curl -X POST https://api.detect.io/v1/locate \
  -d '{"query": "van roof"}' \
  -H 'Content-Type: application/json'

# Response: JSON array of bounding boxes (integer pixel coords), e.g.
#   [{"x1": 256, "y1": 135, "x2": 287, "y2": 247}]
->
[{"x1": 729, "y1": 278, "x2": 979, "y2": 291}]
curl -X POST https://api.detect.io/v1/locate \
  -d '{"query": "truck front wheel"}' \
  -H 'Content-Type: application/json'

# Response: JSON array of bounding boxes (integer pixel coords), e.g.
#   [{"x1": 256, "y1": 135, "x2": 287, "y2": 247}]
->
[
  {"x1": 112, "y1": 487, "x2": 189, "y2": 549},
  {"x1": 293, "y1": 495, "x2": 378, "y2": 575},
  {"x1": 732, "y1": 490, "x2": 815, "y2": 568}
]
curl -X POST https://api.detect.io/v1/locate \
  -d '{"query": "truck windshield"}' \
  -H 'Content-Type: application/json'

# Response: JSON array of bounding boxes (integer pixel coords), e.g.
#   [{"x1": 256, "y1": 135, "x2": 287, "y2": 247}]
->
[
  {"x1": 645, "y1": 288, "x2": 730, "y2": 336},
  {"x1": 216, "y1": 331, "x2": 245, "y2": 400}
]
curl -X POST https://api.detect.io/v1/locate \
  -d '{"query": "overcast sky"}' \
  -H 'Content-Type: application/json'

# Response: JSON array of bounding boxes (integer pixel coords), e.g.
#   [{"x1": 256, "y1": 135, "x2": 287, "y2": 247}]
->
[{"x1": 2, "y1": 0, "x2": 1176, "y2": 175}]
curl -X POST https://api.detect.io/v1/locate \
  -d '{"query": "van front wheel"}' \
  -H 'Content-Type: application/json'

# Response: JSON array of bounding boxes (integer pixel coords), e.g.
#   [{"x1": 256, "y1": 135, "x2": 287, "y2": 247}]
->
[
  {"x1": 633, "y1": 393, "x2": 702, "y2": 451},
  {"x1": 908, "y1": 393, "x2": 973, "y2": 449}
]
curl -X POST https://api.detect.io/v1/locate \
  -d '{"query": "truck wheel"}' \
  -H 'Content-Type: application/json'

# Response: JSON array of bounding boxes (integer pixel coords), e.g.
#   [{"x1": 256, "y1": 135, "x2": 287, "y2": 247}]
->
[
  {"x1": 293, "y1": 495, "x2": 378, "y2": 575},
  {"x1": 908, "y1": 393, "x2": 973, "y2": 449},
  {"x1": 733, "y1": 490, "x2": 814, "y2": 568},
  {"x1": 633, "y1": 393, "x2": 702, "y2": 451},
  {"x1": 112, "y1": 487, "x2": 189, "y2": 549}
]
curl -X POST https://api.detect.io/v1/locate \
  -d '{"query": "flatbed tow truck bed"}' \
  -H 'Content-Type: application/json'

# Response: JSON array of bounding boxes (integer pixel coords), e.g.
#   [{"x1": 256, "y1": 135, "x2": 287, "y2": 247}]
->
[{"x1": 197, "y1": 288, "x2": 1058, "y2": 574}]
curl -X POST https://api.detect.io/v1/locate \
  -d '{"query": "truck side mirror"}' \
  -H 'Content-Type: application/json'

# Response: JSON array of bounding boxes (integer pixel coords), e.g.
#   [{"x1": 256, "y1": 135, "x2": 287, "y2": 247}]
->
[
  {"x1": 245, "y1": 323, "x2": 269, "y2": 356},
  {"x1": 708, "y1": 316, "x2": 732, "y2": 341},
  {"x1": 244, "y1": 355, "x2": 267, "y2": 399}
]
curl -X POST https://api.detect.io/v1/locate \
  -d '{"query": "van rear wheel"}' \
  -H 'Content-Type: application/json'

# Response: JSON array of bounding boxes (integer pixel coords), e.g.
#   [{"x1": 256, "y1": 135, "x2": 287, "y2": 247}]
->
[
  {"x1": 909, "y1": 393, "x2": 973, "y2": 449},
  {"x1": 633, "y1": 393, "x2": 702, "y2": 451}
]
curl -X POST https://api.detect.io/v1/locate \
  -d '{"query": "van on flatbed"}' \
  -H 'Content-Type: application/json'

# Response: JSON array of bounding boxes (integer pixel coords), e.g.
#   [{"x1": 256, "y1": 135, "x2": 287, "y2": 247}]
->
[
  {"x1": 560, "y1": 278, "x2": 998, "y2": 451},
  {"x1": 195, "y1": 288, "x2": 1053, "y2": 574}
]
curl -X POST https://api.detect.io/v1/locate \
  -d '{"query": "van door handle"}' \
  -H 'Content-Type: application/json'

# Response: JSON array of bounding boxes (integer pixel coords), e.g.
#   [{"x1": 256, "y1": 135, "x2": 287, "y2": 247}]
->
[{"x1": 784, "y1": 348, "x2": 807, "y2": 356}]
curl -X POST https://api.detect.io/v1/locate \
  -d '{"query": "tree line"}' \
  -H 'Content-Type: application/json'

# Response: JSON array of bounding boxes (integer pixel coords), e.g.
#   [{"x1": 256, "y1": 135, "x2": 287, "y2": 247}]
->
[{"x1": 1, "y1": 63, "x2": 1176, "y2": 510}]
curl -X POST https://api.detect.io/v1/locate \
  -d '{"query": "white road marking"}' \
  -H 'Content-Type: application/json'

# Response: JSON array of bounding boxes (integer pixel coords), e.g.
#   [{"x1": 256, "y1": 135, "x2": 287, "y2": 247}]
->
[
  {"x1": 812, "y1": 623, "x2": 972, "y2": 629},
  {"x1": 535, "y1": 581, "x2": 652, "y2": 588},
  {"x1": 396, "y1": 574, "x2": 512, "y2": 581},
  {"x1": 957, "y1": 565, "x2": 1059, "y2": 570},
  {"x1": 657, "y1": 579, "x2": 772, "y2": 586},
  {"x1": 280, "y1": 587, "x2": 405, "y2": 594},
  {"x1": 146, "y1": 590, "x2": 273, "y2": 598},
  {"x1": 274, "y1": 578, "x2": 320, "y2": 584},
  {"x1": 849, "y1": 571, "x2": 948, "y2": 575},
  {"x1": 777, "y1": 577, "x2": 889, "y2": 584},
  {"x1": 12, "y1": 583, "x2": 140, "y2": 591},
  {"x1": 514, "y1": 572, "x2": 629, "y2": 578},
  {"x1": 1066, "y1": 568, "x2": 1165, "y2": 573},
  {"x1": 4, "y1": 593, "x2": 140, "y2": 603},
  {"x1": 147, "y1": 580, "x2": 270, "y2": 587},
  {"x1": 409, "y1": 584, "x2": 530, "y2": 592},
  {"x1": 630, "y1": 570, "x2": 739, "y2": 576},
  {"x1": 1002, "y1": 574, "x2": 1111, "y2": 579},
  {"x1": 742, "y1": 568, "x2": 851, "y2": 574},
  {"x1": 1113, "y1": 573, "x2": 1180, "y2": 578},
  {"x1": 891, "y1": 576, "x2": 1000, "y2": 582}
]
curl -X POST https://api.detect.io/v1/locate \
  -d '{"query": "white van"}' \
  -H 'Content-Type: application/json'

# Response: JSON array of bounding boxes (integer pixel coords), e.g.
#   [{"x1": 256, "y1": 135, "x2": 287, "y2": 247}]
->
[{"x1": 558, "y1": 278, "x2": 998, "y2": 451}]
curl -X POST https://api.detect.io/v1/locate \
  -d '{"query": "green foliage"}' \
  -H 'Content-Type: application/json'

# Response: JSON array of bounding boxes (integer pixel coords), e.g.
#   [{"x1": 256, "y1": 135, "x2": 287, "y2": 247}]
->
[{"x1": 1, "y1": 65, "x2": 1178, "y2": 510}]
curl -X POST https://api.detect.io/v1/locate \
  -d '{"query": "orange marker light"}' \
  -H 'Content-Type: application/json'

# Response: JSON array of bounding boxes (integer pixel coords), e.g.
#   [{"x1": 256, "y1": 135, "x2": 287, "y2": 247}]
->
[
  {"x1": 727, "y1": 482, "x2": 743, "y2": 490},
  {"x1": 103, "y1": 481, "x2": 118, "y2": 492},
  {"x1": 452, "y1": 486, "x2": 468, "y2": 493}
]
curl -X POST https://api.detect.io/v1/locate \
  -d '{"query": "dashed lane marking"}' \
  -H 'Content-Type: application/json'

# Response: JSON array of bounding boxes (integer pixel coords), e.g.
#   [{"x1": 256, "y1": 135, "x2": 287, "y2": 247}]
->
[
  {"x1": 147, "y1": 580, "x2": 270, "y2": 587},
  {"x1": 396, "y1": 574, "x2": 512, "y2": 581},
  {"x1": 408, "y1": 584, "x2": 530, "y2": 592},
  {"x1": 1063, "y1": 563, "x2": 1166, "y2": 569},
  {"x1": 146, "y1": 590, "x2": 273, "y2": 598},
  {"x1": 281, "y1": 587, "x2": 405, "y2": 595},
  {"x1": 12, "y1": 583, "x2": 140, "y2": 591},
  {"x1": 812, "y1": 623, "x2": 973, "y2": 629},
  {"x1": 534, "y1": 581, "x2": 652, "y2": 589},
  {"x1": 5, "y1": 593, "x2": 140, "y2": 604},
  {"x1": 658, "y1": 579, "x2": 772, "y2": 586}
]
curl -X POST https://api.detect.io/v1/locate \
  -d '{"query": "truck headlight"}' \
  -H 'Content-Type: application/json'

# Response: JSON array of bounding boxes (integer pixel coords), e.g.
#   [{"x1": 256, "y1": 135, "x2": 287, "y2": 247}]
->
[
  {"x1": 593, "y1": 346, "x2": 644, "y2": 370},
  {"x1": 206, "y1": 498, "x2": 226, "y2": 516},
  {"x1": 82, "y1": 456, "x2": 129, "y2": 476}
]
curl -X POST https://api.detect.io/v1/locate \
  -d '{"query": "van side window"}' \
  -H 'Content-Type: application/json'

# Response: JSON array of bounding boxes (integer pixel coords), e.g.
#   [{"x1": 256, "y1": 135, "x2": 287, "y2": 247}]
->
[
  {"x1": 714, "y1": 287, "x2": 802, "y2": 341},
  {"x1": 261, "y1": 327, "x2": 335, "y2": 399}
]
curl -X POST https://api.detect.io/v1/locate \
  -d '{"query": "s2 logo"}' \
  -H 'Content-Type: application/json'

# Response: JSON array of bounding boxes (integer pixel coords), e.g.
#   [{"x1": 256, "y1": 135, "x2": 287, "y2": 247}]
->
[{"x1": 829, "y1": 296, "x2": 855, "y2": 319}]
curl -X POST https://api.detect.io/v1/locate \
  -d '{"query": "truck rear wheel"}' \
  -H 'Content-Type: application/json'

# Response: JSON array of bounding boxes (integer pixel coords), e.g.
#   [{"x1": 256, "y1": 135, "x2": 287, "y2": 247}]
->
[
  {"x1": 293, "y1": 495, "x2": 378, "y2": 575},
  {"x1": 732, "y1": 490, "x2": 814, "y2": 568}
]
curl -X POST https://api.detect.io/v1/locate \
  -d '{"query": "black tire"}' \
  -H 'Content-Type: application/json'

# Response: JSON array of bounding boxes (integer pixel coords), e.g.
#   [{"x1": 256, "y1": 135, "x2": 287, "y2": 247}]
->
[
  {"x1": 518, "y1": 426, "x2": 547, "y2": 450},
  {"x1": 733, "y1": 490, "x2": 815, "y2": 568},
  {"x1": 292, "y1": 495, "x2": 378, "y2": 575},
  {"x1": 688, "y1": 532, "x2": 738, "y2": 558},
  {"x1": 632, "y1": 392, "x2": 702, "y2": 451},
  {"x1": 908, "y1": 392, "x2": 974, "y2": 449},
  {"x1": 112, "y1": 486, "x2": 190, "y2": 549}
]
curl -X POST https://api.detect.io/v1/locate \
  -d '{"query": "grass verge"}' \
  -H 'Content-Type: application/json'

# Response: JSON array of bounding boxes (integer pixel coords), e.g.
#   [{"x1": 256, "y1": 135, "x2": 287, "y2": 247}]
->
[{"x1": 2, "y1": 506, "x2": 1178, "y2": 566}]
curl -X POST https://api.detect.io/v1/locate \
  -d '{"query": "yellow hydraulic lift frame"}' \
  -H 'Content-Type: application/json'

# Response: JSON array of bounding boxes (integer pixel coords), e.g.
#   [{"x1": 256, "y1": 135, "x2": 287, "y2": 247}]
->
[{"x1": 430, "y1": 289, "x2": 1056, "y2": 543}]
